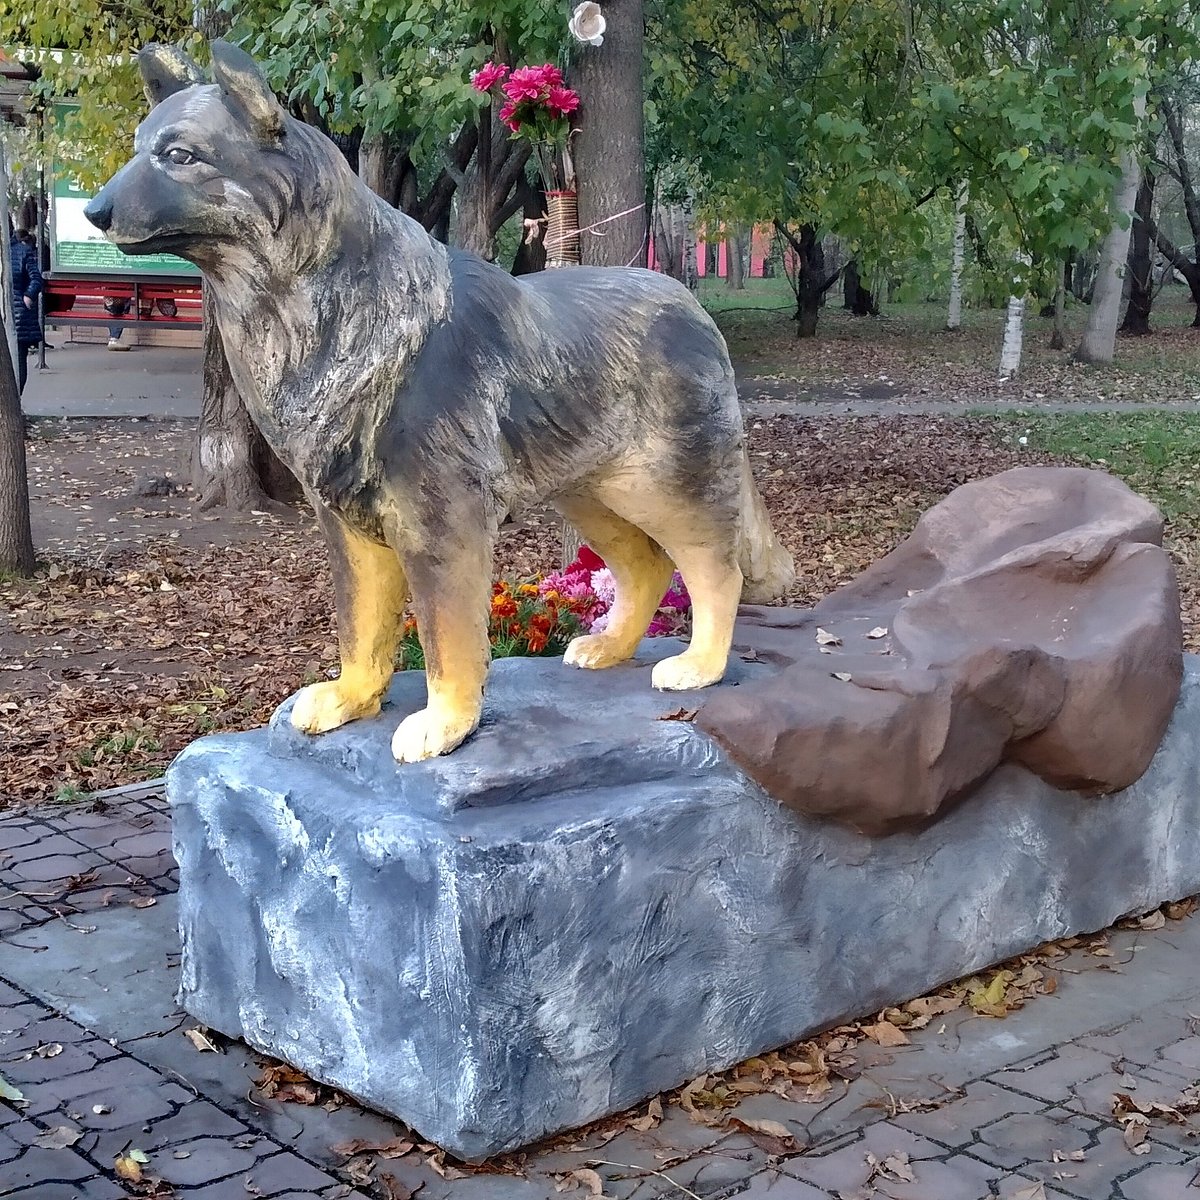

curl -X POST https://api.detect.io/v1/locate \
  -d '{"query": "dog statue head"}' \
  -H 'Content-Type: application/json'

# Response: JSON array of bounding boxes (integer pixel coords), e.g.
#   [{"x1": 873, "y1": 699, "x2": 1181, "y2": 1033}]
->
[{"x1": 85, "y1": 41, "x2": 344, "y2": 277}]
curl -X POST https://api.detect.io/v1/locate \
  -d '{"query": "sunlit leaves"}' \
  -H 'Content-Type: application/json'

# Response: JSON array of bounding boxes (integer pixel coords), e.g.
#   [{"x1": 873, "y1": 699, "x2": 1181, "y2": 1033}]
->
[{"x1": 0, "y1": 2, "x2": 197, "y2": 189}]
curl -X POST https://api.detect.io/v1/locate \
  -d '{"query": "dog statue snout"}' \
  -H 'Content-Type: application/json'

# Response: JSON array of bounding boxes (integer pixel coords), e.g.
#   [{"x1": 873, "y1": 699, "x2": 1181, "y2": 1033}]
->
[{"x1": 83, "y1": 195, "x2": 113, "y2": 232}]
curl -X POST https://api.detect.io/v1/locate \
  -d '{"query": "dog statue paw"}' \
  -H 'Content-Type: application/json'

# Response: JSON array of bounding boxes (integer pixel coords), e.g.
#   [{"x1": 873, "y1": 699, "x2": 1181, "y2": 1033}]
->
[
  {"x1": 291, "y1": 680, "x2": 382, "y2": 734},
  {"x1": 391, "y1": 706, "x2": 480, "y2": 763},
  {"x1": 652, "y1": 652, "x2": 726, "y2": 693},
  {"x1": 563, "y1": 633, "x2": 629, "y2": 670}
]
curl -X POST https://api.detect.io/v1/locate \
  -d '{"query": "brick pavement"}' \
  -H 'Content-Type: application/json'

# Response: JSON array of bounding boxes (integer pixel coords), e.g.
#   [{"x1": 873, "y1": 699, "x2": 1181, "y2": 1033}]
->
[{"x1": 1, "y1": 792, "x2": 1198, "y2": 1199}]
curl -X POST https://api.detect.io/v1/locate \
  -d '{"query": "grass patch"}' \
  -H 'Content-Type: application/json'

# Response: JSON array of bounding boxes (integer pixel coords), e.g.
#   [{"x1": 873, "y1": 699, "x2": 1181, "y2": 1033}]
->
[
  {"x1": 697, "y1": 274, "x2": 795, "y2": 314},
  {"x1": 988, "y1": 411, "x2": 1200, "y2": 521}
]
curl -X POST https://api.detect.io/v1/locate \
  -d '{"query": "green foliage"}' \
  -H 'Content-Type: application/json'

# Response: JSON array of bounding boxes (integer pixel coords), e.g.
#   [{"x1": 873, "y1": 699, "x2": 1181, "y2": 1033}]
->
[
  {"x1": 0, "y1": 1, "x2": 197, "y2": 189},
  {"x1": 2, "y1": 0, "x2": 568, "y2": 199},
  {"x1": 648, "y1": 0, "x2": 1200, "y2": 297},
  {"x1": 222, "y1": 0, "x2": 564, "y2": 164}
]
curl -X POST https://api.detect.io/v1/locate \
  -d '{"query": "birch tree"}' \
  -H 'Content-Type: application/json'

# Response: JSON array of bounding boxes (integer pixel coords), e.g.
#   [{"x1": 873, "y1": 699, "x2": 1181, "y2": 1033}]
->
[
  {"x1": 997, "y1": 253, "x2": 1031, "y2": 381},
  {"x1": 946, "y1": 184, "x2": 968, "y2": 330},
  {"x1": 1076, "y1": 78, "x2": 1149, "y2": 363}
]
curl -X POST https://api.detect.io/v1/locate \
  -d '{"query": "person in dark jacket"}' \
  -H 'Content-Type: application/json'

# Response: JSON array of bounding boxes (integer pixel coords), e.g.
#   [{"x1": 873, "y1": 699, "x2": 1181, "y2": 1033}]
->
[{"x1": 10, "y1": 228, "x2": 43, "y2": 391}]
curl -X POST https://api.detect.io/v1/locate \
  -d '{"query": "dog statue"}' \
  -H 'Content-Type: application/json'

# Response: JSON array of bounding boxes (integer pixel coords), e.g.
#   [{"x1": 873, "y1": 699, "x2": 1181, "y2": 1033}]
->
[{"x1": 86, "y1": 41, "x2": 795, "y2": 762}]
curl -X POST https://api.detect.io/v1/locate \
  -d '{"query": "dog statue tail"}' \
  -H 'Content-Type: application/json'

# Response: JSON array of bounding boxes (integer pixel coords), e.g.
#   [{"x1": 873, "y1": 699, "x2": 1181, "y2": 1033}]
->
[{"x1": 737, "y1": 450, "x2": 796, "y2": 603}]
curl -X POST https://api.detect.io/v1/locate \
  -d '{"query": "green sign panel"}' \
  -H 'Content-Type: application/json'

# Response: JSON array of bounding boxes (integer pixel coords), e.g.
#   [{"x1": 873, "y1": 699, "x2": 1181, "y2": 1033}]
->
[{"x1": 51, "y1": 177, "x2": 199, "y2": 277}]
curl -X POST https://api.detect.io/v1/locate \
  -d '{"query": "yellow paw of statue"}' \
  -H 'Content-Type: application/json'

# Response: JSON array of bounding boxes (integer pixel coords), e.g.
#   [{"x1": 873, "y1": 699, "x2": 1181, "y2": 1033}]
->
[
  {"x1": 563, "y1": 633, "x2": 630, "y2": 671},
  {"x1": 391, "y1": 706, "x2": 480, "y2": 763},
  {"x1": 651, "y1": 652, "x2": 726, "y2": 693},
  {"x1": 291, "y1": 681, "x2": 381, "y2": 735}
]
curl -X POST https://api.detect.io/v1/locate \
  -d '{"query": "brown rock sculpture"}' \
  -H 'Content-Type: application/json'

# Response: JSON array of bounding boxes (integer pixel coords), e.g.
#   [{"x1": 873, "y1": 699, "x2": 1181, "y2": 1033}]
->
[{"x1": 697, "y1": 467, "x2": 1183, "y2": 835}]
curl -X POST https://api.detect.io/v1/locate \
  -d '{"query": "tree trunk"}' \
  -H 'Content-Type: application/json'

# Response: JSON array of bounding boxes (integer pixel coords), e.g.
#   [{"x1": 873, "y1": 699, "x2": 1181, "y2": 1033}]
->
[
  {"x1": 512, "y1": 177, "x2": 547, "y2": 276},
  {"x1": 947, "y1": 186, "x2": 967, "y2": 330},
  {"x1": 998, "y1": 253, "x2": 1030, "y2": 380},
  {"x1": 793, "y1": 226, "x2": 833, "y2": 337},
  {"x1": 1120, "y1": 165, "x2": 1156, "y2": 336},
  {"x1": 570, "y1": 0, "x2": 647, "y2": 267},
  {"x1": 1050, "y1": 259, "x2": 1067, "y2": 351},
  {"x1": 0, "y1": 331, "x2": 33, "y2": 576},
  {"x1": 191, "y1": 311, "x2": 298, "y2": 511},
  {"x1": 998, "y1": 291, "x2": 1026, "y2": 379},
  {"x1": 455, "y1": 163, "x2": 497, "y2": 260},
  {"x1": 653, "y1": 198, "x2": 686, "y2": 281},
  {"x1": 0, "y1": 143, "x2": 34, "y2": 574},
  {"x1": 358, "y1": 130, "x2": 412, "y2": 210},
  {"x1": 682, "y1": 199, "x2": 699, "y2": 292},
  {"x1": 1076, "y1": 87, "x2": 1147, "y2": 363},
  {"x1": 843, "y1": 260, "x2": 859, "y2": 310},
  {"x1": 726, "y1": 228, "x2": 746, "y2": 290},
  {"x1": 843, "y1": 261, "x2": 877, "y2": 315}
]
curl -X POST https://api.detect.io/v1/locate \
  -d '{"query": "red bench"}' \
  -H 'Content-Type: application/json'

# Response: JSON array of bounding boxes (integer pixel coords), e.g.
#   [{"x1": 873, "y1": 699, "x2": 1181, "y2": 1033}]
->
[{"x1": 44, "y1": 276, "x2": 203, "y2": 330}]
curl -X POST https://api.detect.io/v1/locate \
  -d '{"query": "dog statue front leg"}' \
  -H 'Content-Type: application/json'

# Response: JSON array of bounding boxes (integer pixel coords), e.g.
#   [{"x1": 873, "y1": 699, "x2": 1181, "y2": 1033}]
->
[
  {"x1": 292, "y1": 516, "x2": 408, "y2": 735},
  {"x1": 391, "y1": 541, "x2": 492, "y2": 763}
]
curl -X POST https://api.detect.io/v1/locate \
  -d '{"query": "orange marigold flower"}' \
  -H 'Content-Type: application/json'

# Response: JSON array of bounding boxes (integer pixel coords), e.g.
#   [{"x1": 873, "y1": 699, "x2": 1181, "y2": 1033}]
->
[
  {"x1": 491, "y1": 594, "x2": 518, "y2": 618},
  {"x1": 517, "y1": 582, "x2": 539, "y2": 597},
  {"x1": 492, "y1": 581, "x2": 509, "y2": 597},
  {"x1": 526, "y1": 632, "x2": 548, "y2": 653}
]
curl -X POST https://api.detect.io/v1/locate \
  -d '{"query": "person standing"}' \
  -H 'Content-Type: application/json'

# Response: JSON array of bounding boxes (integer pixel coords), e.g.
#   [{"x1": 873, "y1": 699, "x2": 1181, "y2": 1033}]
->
[
  {"x1": 9, "y1": 228, "x2": 42, "y2": 391},
  {"x1": 104, "y1": 296, "x2": 132, "y2": 349}
]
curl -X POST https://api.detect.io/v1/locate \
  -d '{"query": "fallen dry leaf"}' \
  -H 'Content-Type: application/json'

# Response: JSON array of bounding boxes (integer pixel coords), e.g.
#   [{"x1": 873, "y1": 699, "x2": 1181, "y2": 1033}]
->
[
  {"x1": 36, "y1": 1125, "x2": 83, "y2": 1149},
  {"x1": 376, "y1": 1174, "x2": 421, "y2": 1200},
  {"x1": 658, "y1": 707, "x2": 697, "y2": 722},
  {"x1": 863, "y1": 1021, "x2": 910, "y2": 1047},
  {"x1": 563, "y1": 1167, "x2": 605, "y2": 1196},
  {"x1": 114, "y1": 1147, "x2": 150, "y2": 1182},
  {"x1": 183, "y1": 1028, "x2": 221, "y2": 1053},
  {"x1": 815, "y1": 627, "x2": 842, "y2": 646},
  {"x1": 1005, "y1": 1183, "x2": 1047, "y2": 1200},
  {"x1": 865, "y1": 1151, "x2": 916, "y2": 1184},
  {"x1": 629, "y1": 1096, "x2": 663, "y2": 1132},
  {"x1": 728, "y1": 1115, "x2": 803, "y2": 1155},
  {"x1": 343, "y1": 1154, "x2": 375, "y2": 1186}
]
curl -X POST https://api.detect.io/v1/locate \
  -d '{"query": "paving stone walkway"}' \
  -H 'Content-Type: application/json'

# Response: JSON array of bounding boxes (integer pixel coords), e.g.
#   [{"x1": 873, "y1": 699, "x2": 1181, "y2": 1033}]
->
[{"x1": 1, "y1": 792, "x2": 1198, "y2": 1199}]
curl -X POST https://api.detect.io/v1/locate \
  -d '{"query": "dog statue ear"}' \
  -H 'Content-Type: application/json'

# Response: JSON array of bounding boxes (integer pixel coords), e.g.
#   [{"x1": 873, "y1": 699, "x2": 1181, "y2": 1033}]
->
[
  {"x1": 209, "y1": 39, "x2": 285, "y2": 140},
  {"x1": 138, "y1": 44, "x2": 204, "y2": 107}
]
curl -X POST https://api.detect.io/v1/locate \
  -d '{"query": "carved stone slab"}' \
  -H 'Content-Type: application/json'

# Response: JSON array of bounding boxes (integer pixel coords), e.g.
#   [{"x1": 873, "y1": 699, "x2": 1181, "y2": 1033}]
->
[{"x1": 167, "y1": 645, "x2": 1200, "y2": 1159}]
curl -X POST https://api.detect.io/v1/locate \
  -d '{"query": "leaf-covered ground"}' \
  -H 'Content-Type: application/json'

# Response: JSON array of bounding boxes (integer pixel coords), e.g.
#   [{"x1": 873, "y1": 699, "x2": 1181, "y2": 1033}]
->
[
  {"x1": 706, "y1": 279, "x2": 1200, "y2": 406},
  {"x1": 3, "y1": 411, "x2": 1199, "y2": 807}
]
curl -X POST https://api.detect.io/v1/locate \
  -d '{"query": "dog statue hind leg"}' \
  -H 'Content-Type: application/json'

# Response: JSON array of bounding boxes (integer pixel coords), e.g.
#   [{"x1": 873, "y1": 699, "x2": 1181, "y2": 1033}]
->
[
  {"x1": 588, "y1": 466, "x2": 746, "y2": 693},
  {"x1": 291, "y1": 511, "x2": 409, "y2": 734},
  {"x1": 556, "y1": 494, "x2": 675, "y2": 671}
]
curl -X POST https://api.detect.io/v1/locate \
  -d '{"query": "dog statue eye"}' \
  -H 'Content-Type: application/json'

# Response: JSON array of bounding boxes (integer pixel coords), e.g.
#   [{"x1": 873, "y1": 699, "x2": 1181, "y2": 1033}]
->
[{"x1": 165, "y1": 147, "x2": 197, "y2": 166}]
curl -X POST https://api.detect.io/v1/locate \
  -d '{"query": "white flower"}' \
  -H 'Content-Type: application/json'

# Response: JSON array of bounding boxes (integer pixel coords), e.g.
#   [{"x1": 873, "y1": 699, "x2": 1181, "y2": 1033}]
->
[{"x1": 569, "y1": 2, "x2": 606, "y2": 46}]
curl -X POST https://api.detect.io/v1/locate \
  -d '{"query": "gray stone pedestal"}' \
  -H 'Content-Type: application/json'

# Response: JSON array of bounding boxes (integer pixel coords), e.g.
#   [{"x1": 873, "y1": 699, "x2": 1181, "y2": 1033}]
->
[{"x1": 166, "y1": 643, "x2": 1200, "y2": 1160}]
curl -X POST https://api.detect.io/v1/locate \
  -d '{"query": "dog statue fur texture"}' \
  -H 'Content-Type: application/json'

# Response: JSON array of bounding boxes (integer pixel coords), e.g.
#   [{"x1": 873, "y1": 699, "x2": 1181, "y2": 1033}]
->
[{"x1": 86, "y1": 40, "x2": 795, "y2": 762}]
